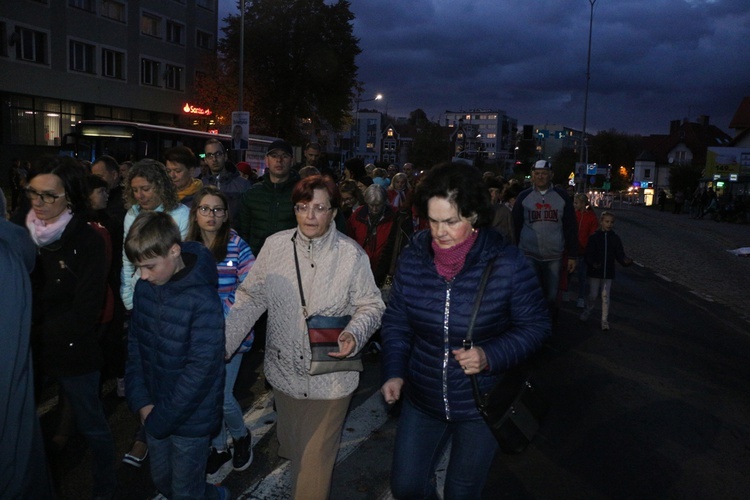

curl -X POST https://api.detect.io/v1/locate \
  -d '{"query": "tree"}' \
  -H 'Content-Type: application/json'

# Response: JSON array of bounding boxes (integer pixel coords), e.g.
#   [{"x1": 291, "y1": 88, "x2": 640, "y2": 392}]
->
[
  {"x1": 406, "y1": 109, "x2": 452, "y2": 170},
  {"x1": 218, "y1": 0, "x2": 361, "y2": 142},
  {"x1": 669, "y1": 161, "x2": 703, "y2": 196}
]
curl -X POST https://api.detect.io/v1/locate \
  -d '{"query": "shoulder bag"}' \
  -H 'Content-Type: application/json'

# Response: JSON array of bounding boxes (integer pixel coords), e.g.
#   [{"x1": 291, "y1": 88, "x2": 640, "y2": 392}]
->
[
  {"x1": 293, "y1": 232, "x2": 363, "y2": 375},
  {"x1": 466, "y1": 260, "x2": 549, "y2": 454}
]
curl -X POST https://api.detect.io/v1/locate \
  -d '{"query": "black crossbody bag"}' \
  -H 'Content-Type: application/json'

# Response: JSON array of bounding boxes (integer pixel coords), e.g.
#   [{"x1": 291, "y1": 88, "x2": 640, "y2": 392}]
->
[{"x1": 466, "y1": 260, "x2": 549, "y2": 454}]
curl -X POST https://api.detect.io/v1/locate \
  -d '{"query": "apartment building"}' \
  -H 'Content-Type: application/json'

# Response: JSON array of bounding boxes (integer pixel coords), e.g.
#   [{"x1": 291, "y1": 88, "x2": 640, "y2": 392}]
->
[{"x1": 0, "y1": 0, "x2": 218, "y2": 176}]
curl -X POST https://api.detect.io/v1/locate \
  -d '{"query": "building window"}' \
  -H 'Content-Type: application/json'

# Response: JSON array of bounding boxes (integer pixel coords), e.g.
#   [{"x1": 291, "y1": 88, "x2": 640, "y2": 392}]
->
[
  {"x1": 101, "y1": 1, "x2": 126, "y2": 22},
  {"x1": 102, "y1": 48, "x2": 125, "y2": 79},
  {"x1": 69, "y1": 40, "x2": 96, "y2": 73},
  {"x1": 166, "y1": 21, "x2": 184, "y2": 45},
  {"x1": 141, "y1": 58, "x2": 160, "y2": 86},
  {"x1": 141, "y1": 13, "x2": 161, "y2": 38},
  {"x1": 387, "y1": 129, "x2": 394, "y2": 137},
  {"x1": 14, "y1": 26, "x2": 48, "y2": 64},
  {"x1": 165, "y1": 64, "x2": 183, "y2": 90},
  {"x1": 196, "y1": 30, "x2": 212, "y2": 49},
  {"x1": 486, "y1": 133, "x2": 496, "y2": 139},
  {"x1": 197, "y1": 0, "x2": 214, "y2": 10},
  {"x1": 69, "y1": 0, "x2": 95, "y2": 12},
  {"x1": 0, "y1": 22, "x2": 7, "y2": 58},
  {"x1": 644, "y1": 169, "x2": 651, "y2": 178}
]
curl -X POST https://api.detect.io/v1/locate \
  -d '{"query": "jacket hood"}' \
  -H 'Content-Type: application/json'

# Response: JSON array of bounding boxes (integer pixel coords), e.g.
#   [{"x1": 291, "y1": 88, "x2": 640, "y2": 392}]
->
[{"x1": 168, "y1": 241, "x2": 218, "y2": 291}]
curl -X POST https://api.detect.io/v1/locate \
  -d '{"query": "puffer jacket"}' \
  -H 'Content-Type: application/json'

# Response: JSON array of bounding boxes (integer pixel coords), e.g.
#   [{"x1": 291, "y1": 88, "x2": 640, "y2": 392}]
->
[
  {"x1": 585, "y1": 229, "x2": 629, "y2": 280},
  {"x1": 125, "y1": 241, "x2": 225, "y2": 439},
  {"x1": 381, "y1": 228, "x2": 551, "y2": 422},
  {"x1": 225, "y1": 223, "x2": 385, "y2": 400},
  {"x1": 238, "y1": 171, "x2": 299, "y2": 256}
]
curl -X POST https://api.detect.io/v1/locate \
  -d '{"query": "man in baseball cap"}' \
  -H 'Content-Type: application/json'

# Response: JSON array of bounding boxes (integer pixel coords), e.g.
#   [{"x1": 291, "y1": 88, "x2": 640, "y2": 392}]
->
[{"x1": 512, "y1": 159, "x2": 578, "y2": 325}]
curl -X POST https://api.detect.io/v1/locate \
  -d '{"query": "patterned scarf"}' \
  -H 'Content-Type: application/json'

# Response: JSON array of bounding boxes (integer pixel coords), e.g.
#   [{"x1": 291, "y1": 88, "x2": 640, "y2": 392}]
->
[{"x1": 432, "y1": 229, "x2": 479, "y2": 280}]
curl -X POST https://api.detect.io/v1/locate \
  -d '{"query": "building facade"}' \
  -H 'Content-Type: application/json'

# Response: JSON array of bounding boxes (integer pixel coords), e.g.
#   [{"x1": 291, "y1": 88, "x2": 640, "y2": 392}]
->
[
  {"x1": 0, "y1": 0, "x2": 218, "y2": 181},
  {"x1": 444, "y1": 109, "x2": 517, "y2": 170}
]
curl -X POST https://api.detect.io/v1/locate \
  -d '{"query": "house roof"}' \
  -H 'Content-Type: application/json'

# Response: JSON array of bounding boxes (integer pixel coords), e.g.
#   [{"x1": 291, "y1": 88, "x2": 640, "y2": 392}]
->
[
  {"x1": 729, "y1": 96, "x2": 750, "y2": 130},
  {"x1": 638, "y1": 118, "x2": 732, "y2": 165}
]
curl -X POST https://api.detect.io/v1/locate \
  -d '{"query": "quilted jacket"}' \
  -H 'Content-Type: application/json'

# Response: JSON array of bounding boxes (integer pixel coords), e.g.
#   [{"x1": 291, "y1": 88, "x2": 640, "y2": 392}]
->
[
  {"x1": 225, "y1": 223, "x2": 385, "y2": 400},
  {"x1": 381, "y1": 228, "x2": 551, "y2": 421},
  {"x1": 125, "y1": 241, "x2": 225, "y2": 439}
]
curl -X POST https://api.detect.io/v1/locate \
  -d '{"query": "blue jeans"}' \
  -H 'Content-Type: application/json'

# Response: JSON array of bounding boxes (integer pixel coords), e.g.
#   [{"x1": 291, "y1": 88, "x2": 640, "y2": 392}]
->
[
  {"x1": 527, "y1": 257, "x2": 562, "y2": 306},
  {"x1": 391, "y1": 399, "x2": 498, "y2": 500},
  {"x1": 211, "y1": 353, "x2": 247, "y2": 449},
  {"x1": 57, "y1": 371, "x2": 117, "y2": 497},
  {"x1": 147, "y1": 432, "x2": 223, "y2": 499}
]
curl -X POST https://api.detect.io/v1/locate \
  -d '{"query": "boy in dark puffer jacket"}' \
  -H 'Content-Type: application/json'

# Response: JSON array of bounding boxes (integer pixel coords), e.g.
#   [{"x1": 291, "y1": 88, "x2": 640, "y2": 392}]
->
[{"x1": 124, "y1": 211, "x2": 228, "y2": 499}]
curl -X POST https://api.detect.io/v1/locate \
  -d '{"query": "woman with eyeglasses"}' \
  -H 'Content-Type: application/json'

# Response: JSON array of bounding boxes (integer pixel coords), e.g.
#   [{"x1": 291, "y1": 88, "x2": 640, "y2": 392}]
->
[
  {"x1": 120, "y1": 159, "x2": 190, "y2": 468},
  {"x1": 186, "y1": 186, "x2": 256, "y2": 476},
  {"x1": 224, "y1": 175, "x2": 385, "y2": 499},
  {"x1": 20, "y1": 155, "x2": 117, "y2": 498}
]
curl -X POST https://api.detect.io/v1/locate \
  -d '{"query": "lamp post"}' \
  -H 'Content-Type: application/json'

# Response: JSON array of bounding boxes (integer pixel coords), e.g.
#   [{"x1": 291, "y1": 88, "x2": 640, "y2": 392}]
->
[
  {"x1": 353, "y1": 94, "x2": 382, "y2": 160},
  {"x1": 579, "y1": 0, "x2": 597, "y2": 193}
]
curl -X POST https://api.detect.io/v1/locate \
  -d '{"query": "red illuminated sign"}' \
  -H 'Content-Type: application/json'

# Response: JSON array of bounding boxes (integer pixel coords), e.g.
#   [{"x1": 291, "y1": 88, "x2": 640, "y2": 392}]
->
[{"x1": 183, "y1": 103, "x2": 212, "y2": 116}]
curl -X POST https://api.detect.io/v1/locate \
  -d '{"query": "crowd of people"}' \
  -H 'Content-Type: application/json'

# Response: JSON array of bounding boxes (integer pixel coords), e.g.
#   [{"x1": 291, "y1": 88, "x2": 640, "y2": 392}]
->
[{"x1": 1, "y1": 141, "x2": 636, "y2": 499}]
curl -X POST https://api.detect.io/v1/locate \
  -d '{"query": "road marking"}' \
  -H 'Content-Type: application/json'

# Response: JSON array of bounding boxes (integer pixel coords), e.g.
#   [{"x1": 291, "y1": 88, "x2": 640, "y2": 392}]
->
[
  {"x1": 654, "y1": 273, "x2": 672, "y2": 282},
  {"x1": 237, "y1": 390, "x2": 391, "y2": 499}
]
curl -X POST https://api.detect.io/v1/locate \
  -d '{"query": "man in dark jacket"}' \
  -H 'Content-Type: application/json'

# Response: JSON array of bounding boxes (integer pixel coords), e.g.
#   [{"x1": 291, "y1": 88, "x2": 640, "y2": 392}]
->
[
  {"x1": 238, "y1": 139, "x2": 299, "y2": 255},
  {"x1": 204, "y1": 138, "x2": 252, "y2": 229}
]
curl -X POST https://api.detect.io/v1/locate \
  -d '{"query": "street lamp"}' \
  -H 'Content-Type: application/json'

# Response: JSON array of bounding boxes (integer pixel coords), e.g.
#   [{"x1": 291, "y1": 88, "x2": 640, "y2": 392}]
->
[
  {"x1": 579, "y1": 0, "x2": 597, "y2": 192},
  {"x1": 353, "y1": 94, "x2": 382, "y2": 159}
]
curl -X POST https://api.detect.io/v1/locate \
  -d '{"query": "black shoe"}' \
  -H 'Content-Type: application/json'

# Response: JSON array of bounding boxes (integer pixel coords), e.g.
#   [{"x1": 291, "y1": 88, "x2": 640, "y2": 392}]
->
[
  {"x1": 206, "y1": 448, "x2": 232, "y2": 475},
  {"x1": 232, "y1": 431, "x2": 253, "y2": 471}
]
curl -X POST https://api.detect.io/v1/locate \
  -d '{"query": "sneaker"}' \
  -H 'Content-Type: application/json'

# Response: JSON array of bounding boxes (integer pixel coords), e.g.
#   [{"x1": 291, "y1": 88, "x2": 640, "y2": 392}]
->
[
  {"x1": 579, "y1": 310, "x2": 590, "y2": 322},
  {"x1": 576, "y1": 298, "x2": 585, "y2": 309},
  {"x1": 122, "y1": 440, "x2": 148, "y2": 468},
  {"x1": 206, "y1": 448, "x2": 232, "y2": 475},
  {"x1": 232, "y1": 431, "x2": 253, "y2": 471},
  {"x1": 601, "y1": 320, "x2": 610, "y2": 331}
]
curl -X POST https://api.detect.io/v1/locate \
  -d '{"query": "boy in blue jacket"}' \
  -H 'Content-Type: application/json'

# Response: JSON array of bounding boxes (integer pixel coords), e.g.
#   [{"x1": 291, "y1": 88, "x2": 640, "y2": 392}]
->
[
  {"x1": 124, "y1": 211, "x2": 228, "y2": 499},
  {"x1": 579, "y1": 211, "x2": 633, "y2": 331}
]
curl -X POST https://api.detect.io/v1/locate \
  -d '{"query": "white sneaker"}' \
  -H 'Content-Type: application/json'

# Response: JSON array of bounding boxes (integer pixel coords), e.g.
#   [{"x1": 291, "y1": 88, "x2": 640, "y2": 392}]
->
[
  {"x1": 576, "y1": 298, "x2": 585, "y2": 309},
  {"x1": 601, "y1": 320, "x2": 610, "y2": 331}
]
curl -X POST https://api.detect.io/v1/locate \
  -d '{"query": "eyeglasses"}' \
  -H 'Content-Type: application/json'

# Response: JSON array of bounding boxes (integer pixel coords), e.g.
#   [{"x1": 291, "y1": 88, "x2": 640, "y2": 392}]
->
[
  {"x1": 294, "y1": 203, "x2": 333, "y2": 215},
  {"x1": 197, "y1": 205, "x2": 227, "y2": 217},
  {"x1": 25, "y1": 188, "x2": 66, "y2": 204},
  {"x1": 204, "y1": 151, "x2": 225, "y2": 160}
]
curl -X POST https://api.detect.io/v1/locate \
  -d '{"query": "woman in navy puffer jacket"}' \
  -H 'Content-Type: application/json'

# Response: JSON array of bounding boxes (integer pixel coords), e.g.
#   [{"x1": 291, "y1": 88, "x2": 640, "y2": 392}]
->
[{"x1": 381, "y1": 162, "x2": 551, "y2": 499}]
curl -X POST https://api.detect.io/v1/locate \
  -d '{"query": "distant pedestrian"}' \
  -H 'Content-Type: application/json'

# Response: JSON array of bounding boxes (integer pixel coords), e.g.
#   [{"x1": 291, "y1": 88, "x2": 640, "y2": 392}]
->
[
  {"x1": 580, "y1": 211, "x2": 633, "y2": 330},
  {"x1": 673, "y1": 190, "x2": 685, "y2": 214},
  {"x1": 657, "y1": 188, "x2": 667, "y2": 211},
  {"x1": 573, "y1": 193, "x2": 599, "y2": 308}
]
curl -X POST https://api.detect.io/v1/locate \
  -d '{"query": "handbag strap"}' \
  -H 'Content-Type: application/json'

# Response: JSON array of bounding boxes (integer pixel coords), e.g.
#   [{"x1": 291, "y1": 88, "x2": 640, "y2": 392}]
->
[
  {"x1": 291, "y1": 231, "x2": 309, "y2": 318},
  {"x1": 465, "y1": 259, "x2": 495, "y2": 410}
]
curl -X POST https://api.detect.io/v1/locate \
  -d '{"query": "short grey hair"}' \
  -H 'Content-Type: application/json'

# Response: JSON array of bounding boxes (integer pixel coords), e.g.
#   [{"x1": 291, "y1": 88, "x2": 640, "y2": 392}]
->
[{"x1": 364, "y1": 184, "x2": 386, "y2": 205}]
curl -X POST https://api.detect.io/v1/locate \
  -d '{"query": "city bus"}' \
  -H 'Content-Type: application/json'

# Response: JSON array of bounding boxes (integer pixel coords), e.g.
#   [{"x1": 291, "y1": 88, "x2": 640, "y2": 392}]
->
[{"x1": 60, "y1": 120, "x2": 279, "y2": 173}]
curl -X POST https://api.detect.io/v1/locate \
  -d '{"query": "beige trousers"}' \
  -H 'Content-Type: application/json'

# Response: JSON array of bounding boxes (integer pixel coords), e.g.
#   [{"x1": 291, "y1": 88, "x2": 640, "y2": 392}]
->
[{"x1": 274, "y1": 390, "x2": 353, "y2": 500}]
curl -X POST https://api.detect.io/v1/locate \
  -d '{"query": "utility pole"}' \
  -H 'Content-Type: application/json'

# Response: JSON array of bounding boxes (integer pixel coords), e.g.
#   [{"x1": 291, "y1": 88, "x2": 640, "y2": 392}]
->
[{"x1": 580, "y1": 0, "x2": 597, "y2": 193}]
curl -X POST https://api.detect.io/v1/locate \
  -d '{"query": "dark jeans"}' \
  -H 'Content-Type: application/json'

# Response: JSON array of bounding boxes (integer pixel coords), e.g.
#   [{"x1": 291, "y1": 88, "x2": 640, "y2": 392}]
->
[
  {"x1": 147, "y1": 432, "x2": 223, "y2": 499},
  {"x1": 391, "y1": 399, "x2": 498, "y2": 499},
  {"x1": 57, "y1": 371, "x2": 117, "y2": 497}
]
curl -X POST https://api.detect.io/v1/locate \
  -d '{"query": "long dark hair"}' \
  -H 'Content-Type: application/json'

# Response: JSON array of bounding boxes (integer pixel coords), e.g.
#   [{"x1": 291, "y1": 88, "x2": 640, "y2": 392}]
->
[{"x1": 186, "y1": 186, "x2": 230, "y2": 262}]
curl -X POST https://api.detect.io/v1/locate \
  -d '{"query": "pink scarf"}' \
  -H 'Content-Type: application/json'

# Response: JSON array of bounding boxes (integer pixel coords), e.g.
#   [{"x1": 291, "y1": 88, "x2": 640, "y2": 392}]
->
[
  {"x1": 25, "y1": 208, "x2": 73, "y2": 247},
  {"x1": 432, "y1": 230, "x2": 479, "y2": 280}
]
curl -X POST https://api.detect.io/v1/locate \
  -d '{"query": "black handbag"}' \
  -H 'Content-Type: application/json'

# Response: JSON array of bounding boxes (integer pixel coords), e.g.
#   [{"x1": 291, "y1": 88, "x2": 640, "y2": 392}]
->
[
  {"x1": 466, "y1": 261, "x2": 549, "y2": 454},
  {"x1": 293, "y1": 232, "x2": 363, "y2": 375}
]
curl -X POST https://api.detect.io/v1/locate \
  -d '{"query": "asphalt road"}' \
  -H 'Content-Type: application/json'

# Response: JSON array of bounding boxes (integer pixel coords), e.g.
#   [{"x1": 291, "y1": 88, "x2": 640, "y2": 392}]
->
[{"x1": 43, "y1": 205, "x2": 750, "y2": 499}]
